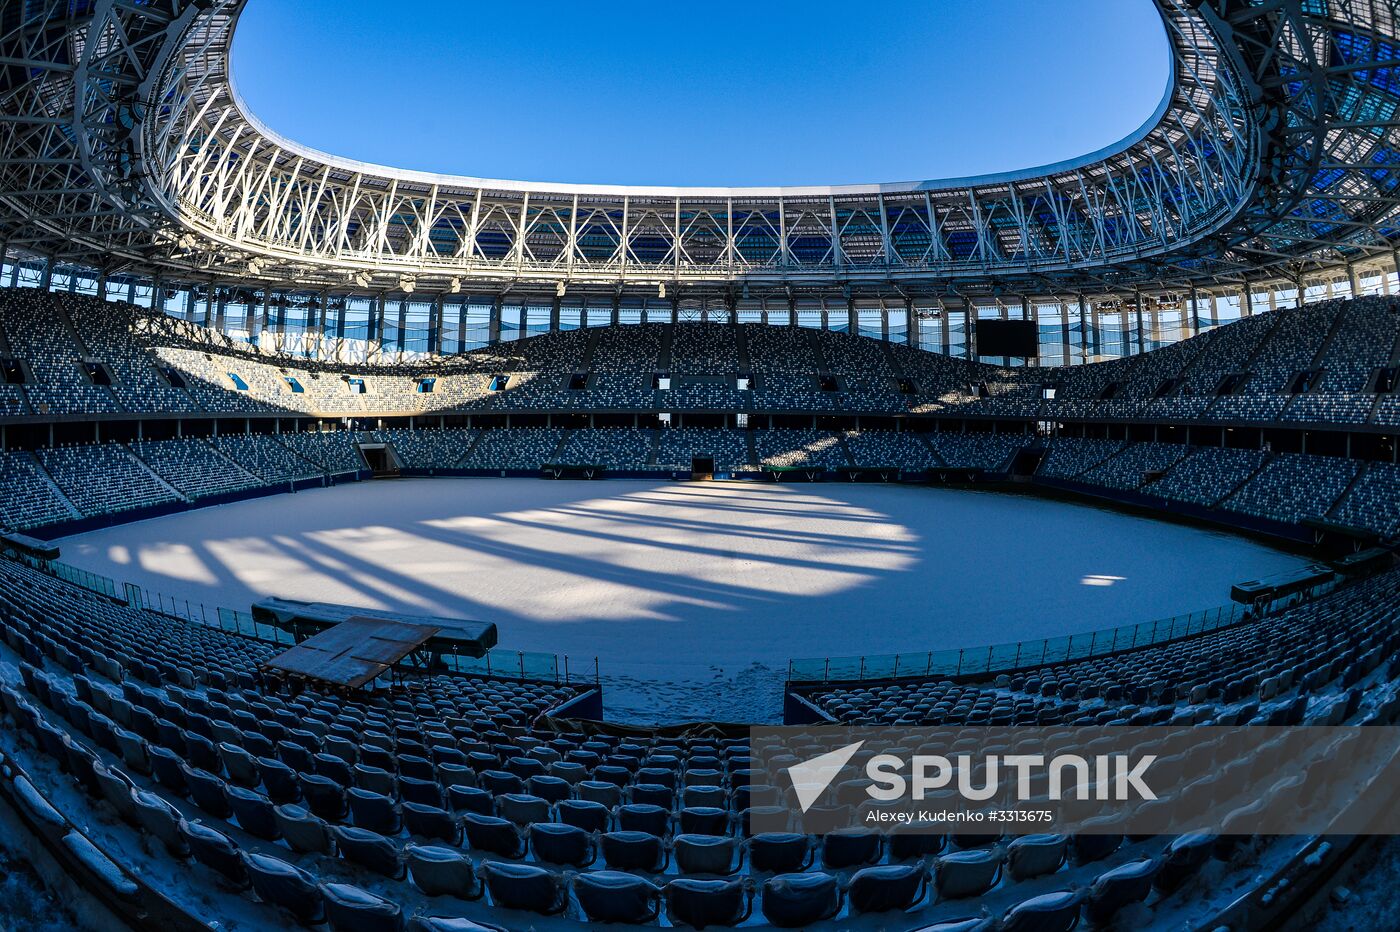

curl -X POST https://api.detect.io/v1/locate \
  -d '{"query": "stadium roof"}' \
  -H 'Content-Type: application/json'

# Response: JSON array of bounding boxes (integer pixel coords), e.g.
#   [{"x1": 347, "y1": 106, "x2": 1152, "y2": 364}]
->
[{"x1": 1, "y1": 1, "x2": 1399, "y2": 300}]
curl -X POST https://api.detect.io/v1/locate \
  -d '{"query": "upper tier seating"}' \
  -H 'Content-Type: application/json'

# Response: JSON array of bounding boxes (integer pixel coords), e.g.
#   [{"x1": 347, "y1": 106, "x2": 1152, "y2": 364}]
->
[
  {"x1": 0, "y1": 290, "x2": 1395, "y2": 424},
  {"x1": 62, "y1": 298, "x2": 201, "y2": 414},
  {"x1": 0, "y1": 290, "x2": 121, "y2": 415}
]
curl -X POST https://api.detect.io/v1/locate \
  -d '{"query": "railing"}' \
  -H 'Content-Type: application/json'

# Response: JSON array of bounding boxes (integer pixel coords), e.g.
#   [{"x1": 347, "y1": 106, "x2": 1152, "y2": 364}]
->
[
  {"x1": 47, "y1": 560, "x2": 118, "y2": 600},
  {"x1": 18, "y1": 556, "x2": 590, "y2": 685},
  {"x1": 446, "y1": 649, "x2": 600, "y2": 685},
  {"x1": 788, "y1": 601, "x2": 1258, "y2": 684}
]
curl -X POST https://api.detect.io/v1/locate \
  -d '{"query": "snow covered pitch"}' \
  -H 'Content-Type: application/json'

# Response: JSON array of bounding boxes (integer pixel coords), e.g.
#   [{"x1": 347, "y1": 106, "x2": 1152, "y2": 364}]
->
[{"x1": 62, "y1": 479, "x2": 1308, "y2": 722}]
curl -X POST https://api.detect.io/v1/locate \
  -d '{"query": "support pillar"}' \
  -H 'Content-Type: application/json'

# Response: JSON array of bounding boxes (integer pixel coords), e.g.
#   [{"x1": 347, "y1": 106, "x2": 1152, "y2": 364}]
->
[{"x1": 489, "y1": 296, "x2": 503, "y2": 344}]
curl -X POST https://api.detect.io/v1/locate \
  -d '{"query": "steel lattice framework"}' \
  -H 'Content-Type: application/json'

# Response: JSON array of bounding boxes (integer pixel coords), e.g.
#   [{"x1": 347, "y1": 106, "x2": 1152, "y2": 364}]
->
[{"x1": 1, "y1": 0, "x2": 1399, "y2": 302}]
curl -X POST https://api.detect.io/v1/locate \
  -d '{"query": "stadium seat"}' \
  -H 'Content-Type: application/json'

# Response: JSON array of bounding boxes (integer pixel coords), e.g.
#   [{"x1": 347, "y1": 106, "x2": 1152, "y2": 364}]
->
[
  {"x1": 1086, "y1": 857, "x2": 1157, "y2": 923},
  {"x1": 480, "y1": 862, "x2": 567, "y2": 915},
  {"x1": 674, "y1": 833, "x2": 742, "y2": 875},
  {"x1": 226, "y1": 785, "x2": 281, "y2": 840},
  {"x1": 760, "y1": 873, "x2": 842, "y2": 928},
  {"x1": 530, "y1": 821, "x2": 595, "y2": 867},
  {"x1": 405, "y1": 844, "x2": 480, "y2": 899},
  {"x1": 320, "y1": 882, "x2": 403, "y2": 932},
  {"x1": 1000, "y1": 890, "x2": 1083, "y2": 932},
  {"x1": 575, "y1": 871, "x2": 663, "y2": 924},
  {"x1": 848, "y1": 864, "x2": 929, "y2": 913},
  {"x1": 245, "y1": 852, "x2": 324, "y2": 924},
  {"x1": 601, "y1": 830, "x2": 668, "y2": 872},
  {"x1": 934, "y1": 849, "x2": 1003, "y2": 900},
  {"x1": 180, "y1": 820, "x2": 248, "y2": 888},
  {"x1": 274, "y1": 804, "x2": 335, "y2": 855}
]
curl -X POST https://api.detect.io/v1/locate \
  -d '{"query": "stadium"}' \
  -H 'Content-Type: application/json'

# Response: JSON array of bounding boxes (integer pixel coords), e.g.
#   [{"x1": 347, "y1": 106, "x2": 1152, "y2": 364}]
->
[{"x1": 1, "y1": 0, "x2": 1399, "y2": 929}]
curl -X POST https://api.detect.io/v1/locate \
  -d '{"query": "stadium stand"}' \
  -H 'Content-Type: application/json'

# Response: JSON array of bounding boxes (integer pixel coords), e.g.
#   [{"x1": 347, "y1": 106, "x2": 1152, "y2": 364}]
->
[
  {"x1": 8, "y1": 2, "x2": 1400, "y2": 924},
  {"x1": 2, "y1": 539, "x2": 1398, "y2": 930},
  {"x1": 556, "y1": 428, "x2": 655, "y2": 468},
  {"x1": 926, "y1": 431, "x2": 1027, "y2": 471},
  {"x1": 1076, "y1": 441, "x2": 1193, "y2": 492},
  {"x1": 459, "y1": 428, "x2": 564, "y2": 470},
  {"x1": 654, "y1": 429, "x2": 755, "y2": 473},
  {"x1": 841, "y1": 430, "x2": 942, "y2": 469},
  {"x1": 0, "y1": 450, "x2": 78, "y2": 530},
  {"x1": 129, "y1": 439, "x2": 262, "y2": 501},
  {"x1": 275, "y1": 431, "x2": 366, "y2": 474},
  {"x1": 36, "y1": 444, "x2": 182, "y2": 517},
  {"x1": 358, "y1": 428, "x2": 476, "y2": 470},
  {"x1": 1143, "y1": 447, "x2": 1270, "y2": 509},
  {"x1": 210, "y1": 433, "x2": 325, "y2": 484}
]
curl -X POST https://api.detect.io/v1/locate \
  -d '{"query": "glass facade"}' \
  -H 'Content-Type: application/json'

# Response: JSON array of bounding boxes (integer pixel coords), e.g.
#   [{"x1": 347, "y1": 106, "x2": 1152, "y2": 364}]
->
[{"x1": 2, "y1": 251, "x2": 1398, "y2": 368}]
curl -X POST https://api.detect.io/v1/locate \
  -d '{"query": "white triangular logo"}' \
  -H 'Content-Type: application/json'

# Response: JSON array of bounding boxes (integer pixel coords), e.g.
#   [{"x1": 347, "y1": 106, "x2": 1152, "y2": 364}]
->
[{"x1": 787, "y1": 741, "x2": 865, "y2": 813}]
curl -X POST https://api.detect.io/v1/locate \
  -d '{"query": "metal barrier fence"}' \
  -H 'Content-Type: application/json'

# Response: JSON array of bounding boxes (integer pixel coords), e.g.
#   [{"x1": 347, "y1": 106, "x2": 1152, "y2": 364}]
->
[
  {"x1": 787, "y1": 600, "x2": 1265, "y2": 684},
  {"x1": 21, "y1": 557, "x2": 589, "y2": 685}
]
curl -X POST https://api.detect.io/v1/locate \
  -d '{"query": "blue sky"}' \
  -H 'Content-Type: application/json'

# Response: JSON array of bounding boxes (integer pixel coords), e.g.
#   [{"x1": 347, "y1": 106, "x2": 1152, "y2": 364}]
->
[{"x1": 231, "y1": 0, "x2": 1171, "y2": 187}]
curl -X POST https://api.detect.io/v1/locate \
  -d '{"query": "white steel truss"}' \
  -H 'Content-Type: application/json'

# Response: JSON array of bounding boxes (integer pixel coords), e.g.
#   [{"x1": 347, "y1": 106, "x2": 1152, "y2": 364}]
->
[{"x1": 0, "y1": 0, "x2": 1397, "y2": 306}]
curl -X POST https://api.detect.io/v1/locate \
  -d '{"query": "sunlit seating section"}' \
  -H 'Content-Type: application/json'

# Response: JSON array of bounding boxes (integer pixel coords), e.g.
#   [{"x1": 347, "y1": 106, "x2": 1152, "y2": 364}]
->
[
  {"x1": 459, "y1": 428, "x2": 563, "y2": 470},
  {"x1": 130, "y1": 439, "x2": 261, "y2": 500},
  {"x1": 1143, "y1": 446, "x2": 1269, "y2": 507},
  {"x1": 36, "y1": 443, "x2": 180, "y2": 516},
  {"x1": 151, "y1": 346, "x2": 302, "y2": 415},
  {"x1": 0, "y1": 450, "x2": 76, "y2": 529},
  {"x1": 211, "y1": 433, "x2": 324, "y2": 483},
  {"x1": 276, "y1": 430, "x2": 365, "y2": 473},
  {"x1": 754, "y1": 429, "x2": 849, "y2": 469}
]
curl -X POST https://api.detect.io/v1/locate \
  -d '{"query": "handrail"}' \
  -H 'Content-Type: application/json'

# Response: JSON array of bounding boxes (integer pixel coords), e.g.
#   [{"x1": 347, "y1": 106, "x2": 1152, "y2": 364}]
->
[{"x1": 786, "y1": 580, "x2": 1339, "y2": 685}]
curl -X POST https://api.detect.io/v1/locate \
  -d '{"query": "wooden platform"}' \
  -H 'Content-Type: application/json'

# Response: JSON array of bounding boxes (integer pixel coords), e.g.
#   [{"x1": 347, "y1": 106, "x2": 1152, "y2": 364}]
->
[
  {"x1": 262, "y1": 616, "x2": 440, "y2": 690},
  {"x1": 252, "y1": 597, "x2": 497, "y2": 657}
]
